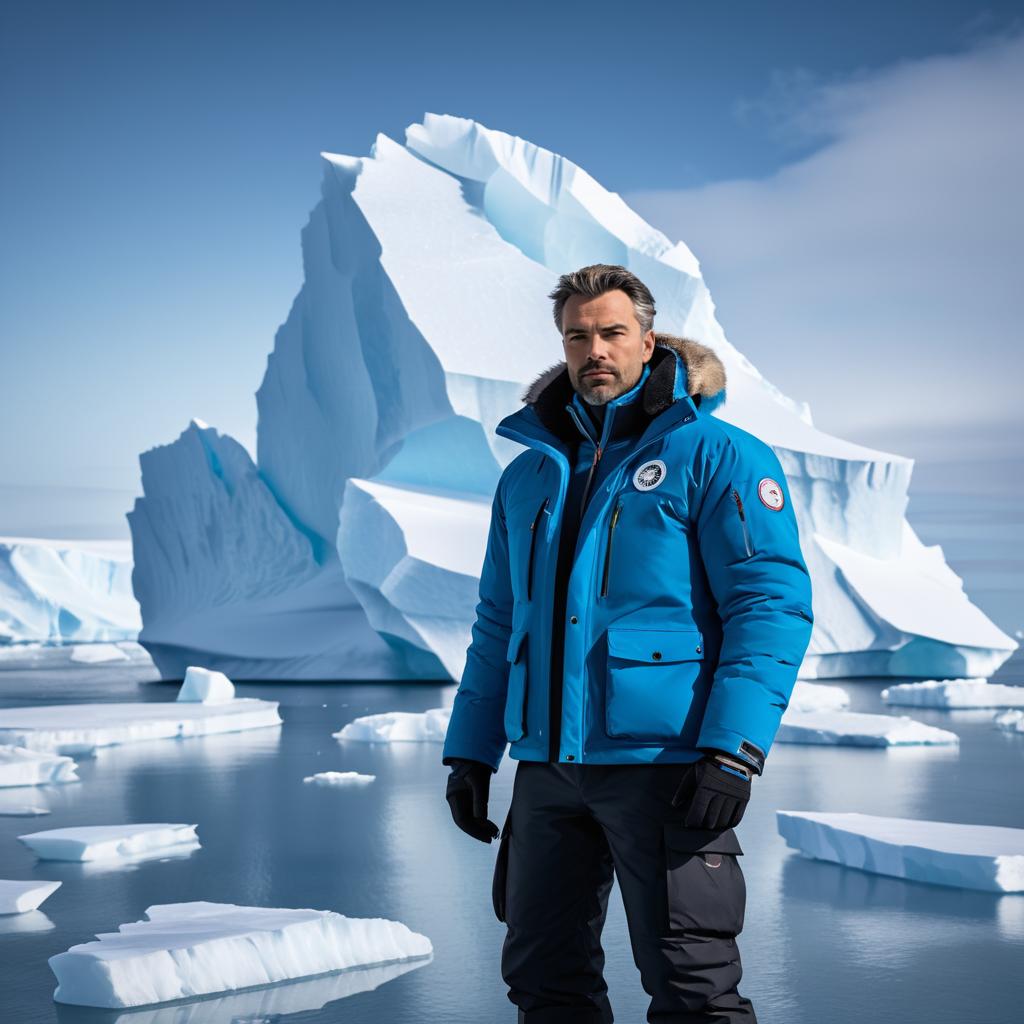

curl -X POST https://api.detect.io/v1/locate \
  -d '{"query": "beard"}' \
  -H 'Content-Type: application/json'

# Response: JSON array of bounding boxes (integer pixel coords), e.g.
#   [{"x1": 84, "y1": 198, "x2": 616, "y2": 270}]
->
[{"x1": 574, "y1": 364, "x2": 623, "y2": 405}]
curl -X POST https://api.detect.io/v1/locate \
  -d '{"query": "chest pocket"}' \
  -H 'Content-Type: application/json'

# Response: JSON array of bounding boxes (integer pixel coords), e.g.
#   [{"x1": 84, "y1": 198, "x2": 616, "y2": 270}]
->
[{"x1": 604, "y1": 625, "x2": 706, "y2": 742}]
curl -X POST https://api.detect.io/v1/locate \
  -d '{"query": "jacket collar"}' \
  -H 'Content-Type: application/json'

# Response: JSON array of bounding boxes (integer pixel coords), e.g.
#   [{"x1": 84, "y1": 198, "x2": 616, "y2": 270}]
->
[{"x1": 519, "y1": 334, "x2": 727, "y2": 445}]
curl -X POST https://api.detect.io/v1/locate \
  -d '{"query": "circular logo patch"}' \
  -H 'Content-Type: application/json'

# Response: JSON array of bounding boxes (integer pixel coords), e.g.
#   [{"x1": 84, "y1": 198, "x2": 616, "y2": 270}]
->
[
  {"x1": 757, "y1": 477, "x2": 785, "y2": 511},
  {"x1": 633, "y1": 459, "x2": 666, "y2": 491}
]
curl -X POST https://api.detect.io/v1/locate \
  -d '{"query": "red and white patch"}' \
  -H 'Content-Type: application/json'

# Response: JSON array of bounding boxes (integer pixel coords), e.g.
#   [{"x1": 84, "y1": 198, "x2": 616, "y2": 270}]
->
[{"x1": 757, "y1": 477, "x2": 785, "y2": 511}]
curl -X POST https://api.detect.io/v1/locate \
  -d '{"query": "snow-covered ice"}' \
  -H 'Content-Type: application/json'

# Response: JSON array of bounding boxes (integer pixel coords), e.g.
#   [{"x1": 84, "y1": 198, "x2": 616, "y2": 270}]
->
[
  {"x1": 334, "y1": 707, "x2": 450, "y2": 743},
  {"x1": 0, "y1": 699, "x2": 281, "y2": 754},
  {"x1": 881, "y1": 678, "x2": 1024, "y2": 708},
  {"x1": 176, "y1": 665, "x2": 235, "y2": 703},
  {"x1": 0, "y1": 745, "x2": 78, "y2": 786},
  {"x1": 18, "y1": 823, "x2": 199, "y2": 862},
  {"x1": 777, "y1": 811, "x2": 1024, "y2": 892},
  {"x1": 70, "y1": 642, "x2": 130, "y2": 663},
  {"x1": 303, "y1": 771, "x2": 376, "y2": 786},
  {"x1": 0, "y1": 537, "x2": 140, "y2": 645},
  {"x1": 121, "y1": 113, "x2": 1014, "y2": 682},
  {"x1": 48, "y1": 900, "x2": 433, "y2": 1008},
  {"x1": 776, "y1": 710, "x2": 958, "y2": 746},
  {"x1": 995, "y1": 710, "x2": 1024, "y2": 733},
  {"x1": 784, "y1": 681, "x2": 851, "y2": 715},
  {"x1": 0, "y1": 879, "x2": 61, "y2": 914}
]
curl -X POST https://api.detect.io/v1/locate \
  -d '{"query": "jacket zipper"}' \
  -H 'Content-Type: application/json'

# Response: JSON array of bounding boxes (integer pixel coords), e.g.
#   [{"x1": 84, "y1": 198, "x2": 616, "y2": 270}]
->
[
  {"x1": 526, "y1": 497, "x2": 549, "y2": 601},
  {"x1": 731, "y1": 488, "x2": 754, "y2": 557},
  {"x1": 599, "y1": 500, "x2": 622, "y2": 598},
  {"x1": 578, "y1": 444, "x2": 602, "y2": 522}
]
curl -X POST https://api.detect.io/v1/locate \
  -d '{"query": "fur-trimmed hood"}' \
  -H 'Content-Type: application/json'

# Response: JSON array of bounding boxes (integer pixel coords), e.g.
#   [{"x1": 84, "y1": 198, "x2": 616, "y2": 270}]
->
[{"x1": 520, "y1": 333, "x2": 726, "y2": 441}]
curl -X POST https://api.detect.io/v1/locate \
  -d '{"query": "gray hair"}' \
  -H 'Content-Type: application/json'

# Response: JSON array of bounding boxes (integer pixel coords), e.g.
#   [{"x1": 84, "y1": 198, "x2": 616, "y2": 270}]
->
[{"x1": 548, "y1": 264, "x2": 656, "y2": 335}]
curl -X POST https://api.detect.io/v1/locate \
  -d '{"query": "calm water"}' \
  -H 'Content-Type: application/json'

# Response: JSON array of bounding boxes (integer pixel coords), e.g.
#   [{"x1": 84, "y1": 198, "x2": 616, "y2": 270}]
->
[{"x1": 1, "y1": 465, "x2": 1022, "y2": 1024}]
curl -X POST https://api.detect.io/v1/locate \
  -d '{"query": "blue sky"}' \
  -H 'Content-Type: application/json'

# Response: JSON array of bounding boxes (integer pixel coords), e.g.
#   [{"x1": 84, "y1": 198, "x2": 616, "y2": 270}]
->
[{"x1": 1, "y1": 1, "x2": 1021, "y2": 533}]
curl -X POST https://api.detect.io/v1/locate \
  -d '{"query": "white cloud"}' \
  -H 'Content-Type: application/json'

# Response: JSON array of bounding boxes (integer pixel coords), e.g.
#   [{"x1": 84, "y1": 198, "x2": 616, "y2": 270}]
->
[{"x1": 626, "y1": 30, "x2": 1024, "y2": 452}]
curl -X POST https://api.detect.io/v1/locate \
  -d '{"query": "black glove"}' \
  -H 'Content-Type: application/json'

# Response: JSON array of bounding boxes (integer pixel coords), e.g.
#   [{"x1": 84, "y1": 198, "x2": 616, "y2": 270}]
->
[
  {"x1": 445, "y1": 758, "x2": 499, "y2": 843},
  {"x1": 671, "y1": 755, "x2": 752, "y2": 830}
]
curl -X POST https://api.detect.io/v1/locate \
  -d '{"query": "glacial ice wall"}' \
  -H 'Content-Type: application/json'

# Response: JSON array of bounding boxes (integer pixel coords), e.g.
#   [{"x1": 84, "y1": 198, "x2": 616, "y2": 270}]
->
[{"x1": 127, "y1": 113, "x2": 1016, "y2": 681}]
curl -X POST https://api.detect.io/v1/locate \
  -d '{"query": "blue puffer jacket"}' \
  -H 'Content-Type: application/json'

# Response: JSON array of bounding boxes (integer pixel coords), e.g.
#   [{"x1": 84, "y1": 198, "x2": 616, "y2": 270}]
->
[{"x1": 442, "y1": 335, "x2": 815, "y2": 774}]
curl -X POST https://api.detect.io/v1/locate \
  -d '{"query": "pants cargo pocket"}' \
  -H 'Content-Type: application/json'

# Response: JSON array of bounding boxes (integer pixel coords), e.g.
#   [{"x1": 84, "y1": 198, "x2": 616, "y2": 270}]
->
[
  {"x1": 492, "y1": 812, "x2": 512, "y2": 923},
  {"x1": 663, "y1": 823, "x2": 746, "y2": 936}
]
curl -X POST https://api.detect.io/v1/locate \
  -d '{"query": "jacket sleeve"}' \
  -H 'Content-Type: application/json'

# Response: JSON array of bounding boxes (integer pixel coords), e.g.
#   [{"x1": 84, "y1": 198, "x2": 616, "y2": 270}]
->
[
  {"x1": 693, "y1": 436, "x2": 814, "y2": 774},
  {"x1": 441, "y1": 479, "x2": 515, "y2": 772}
]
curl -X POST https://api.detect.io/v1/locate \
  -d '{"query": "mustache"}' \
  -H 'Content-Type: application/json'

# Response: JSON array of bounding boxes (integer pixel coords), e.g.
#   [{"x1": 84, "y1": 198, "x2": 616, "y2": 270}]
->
[{"x1": 580, "y1": 364, "x2": 618, "y2": 377}]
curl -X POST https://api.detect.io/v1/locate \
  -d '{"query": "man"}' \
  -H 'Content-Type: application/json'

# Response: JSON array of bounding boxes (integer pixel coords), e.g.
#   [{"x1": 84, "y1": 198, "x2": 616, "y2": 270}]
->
[{"x1": 442, "y1": 264, "x2": 814, "y2": 1023}]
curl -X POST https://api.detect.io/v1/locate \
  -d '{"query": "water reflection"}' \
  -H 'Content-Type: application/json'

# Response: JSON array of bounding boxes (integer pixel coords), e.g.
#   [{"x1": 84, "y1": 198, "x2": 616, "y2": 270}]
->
[
  {"x1": 52, "y1": 955, "x2": 433, "y2": 1024},
  {"x1": 781, "y1": 852, "x2": 1024, "y2": 940},
  {"x1": 0, "y1": 909, "x2": 54, "y2": 934}
]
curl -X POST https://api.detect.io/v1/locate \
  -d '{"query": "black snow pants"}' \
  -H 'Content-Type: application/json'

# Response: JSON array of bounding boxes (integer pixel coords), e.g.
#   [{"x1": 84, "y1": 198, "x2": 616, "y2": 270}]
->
[{"x1": 491, "y1": 760, "x2": 757, "y2": 1024}]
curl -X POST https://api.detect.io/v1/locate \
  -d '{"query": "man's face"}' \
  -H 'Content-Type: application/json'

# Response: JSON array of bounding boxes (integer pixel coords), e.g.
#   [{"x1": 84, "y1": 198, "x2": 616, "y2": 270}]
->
[{"x1": 561, "y1": 289, "x2": 655, "y2": 406}]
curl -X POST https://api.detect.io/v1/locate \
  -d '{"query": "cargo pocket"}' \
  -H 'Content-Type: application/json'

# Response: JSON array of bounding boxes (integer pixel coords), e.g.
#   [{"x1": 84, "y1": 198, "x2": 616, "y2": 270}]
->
[
  {"x1": 503, "y1": 630, "x2": 527, "y2": 742},
  {"x1": 605, "y1": 626, "x2": 705, "y2": 740},
  {"x1": 492, "y1": 813, "x2": 512, "y2": 923},
  {"x1": 663, "y1": 823, "x2": 746, "y2": 936}
]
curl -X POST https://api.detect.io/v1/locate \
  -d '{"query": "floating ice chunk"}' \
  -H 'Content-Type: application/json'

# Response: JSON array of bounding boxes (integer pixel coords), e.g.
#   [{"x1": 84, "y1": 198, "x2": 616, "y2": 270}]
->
[
  {"x1": 881, "y1": 679, "x2": 1024, "y2": 708},
  {"x1": 334, "y1": 707, "x2": 450, "y2": 743},
  {"x1": 303, "y1": 771, "x2": 376, "y2": 786},
  {"x1": 176, "y1": 666, "x2": 235, "y2": 704},
  {"x1": 777, "y1": 811, "x2": 1024, "y2": 892},
  {"x1": 0, "y1": 879, "x2": 61, "y2": 914},
  {"x1": 995, "y1": 710, "x2": 1024, "y2": 733},
  {"x1": 48, "y1": 900, "x2": 433, "y2": 1009},
  {"x1": 0, "y1": 699, "x2": 281, "y2": 754},
  {"x1": 70, "y1": 643, "x2": 131, "y2": 663},
  {"x1": 776, "y1": 710, "x2": 958, "y2": 746},
  {"x1": 18, "y1": 823, "x2": 199, "y2": 862},
  {"x1": 784, "y1": 681, "x2": 851, "y2": 715},
  {"x1": 0, "y1": 745, "x2": 78, "y2": 787}
]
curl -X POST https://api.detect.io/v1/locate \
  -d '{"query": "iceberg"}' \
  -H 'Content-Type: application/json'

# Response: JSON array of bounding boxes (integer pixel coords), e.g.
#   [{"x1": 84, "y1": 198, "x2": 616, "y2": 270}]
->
[
  {"x1": 881, "y1": 678, "x2": 1024, "y2": 708},
  {"x1": 0, "y1": 699, "x2": 281, "y2": 754},
  {"x1": 124, "y1": 113, "x2": 1015, "y2": 681},
  {"x1": 0, "y1": 537, "x2": 140, "y2": 645},
  {"x1": 18, "y1": 823, "x2": 199, "y2": 862},
  {"x1": 176, "y1": 665, "x2": 235, "y2": 703},
  {"x1": 0, "y1": 879, "x2": 61, "y2": 914},
  {"x1": 303, "y1": 770, "x2": 376, "y2": 785},
  {"x1": 48, "y1": 900, "x2": 433, "y2": 1009},
  {"x1": 775, "y1": 710, "x2": 958, "y2": 746},
  {"x1": 777, "y1": 810, "x2": 1024, "y2": 892},
  {"x1": 995, "y1": 710, "x2": 1024, "y2": 733},
  {"x1": 333, "y1": 707, "x2": 450, "y2": 743},
  {"x1": 0, "y1": 745, "x2": 78, "y2": 787}
]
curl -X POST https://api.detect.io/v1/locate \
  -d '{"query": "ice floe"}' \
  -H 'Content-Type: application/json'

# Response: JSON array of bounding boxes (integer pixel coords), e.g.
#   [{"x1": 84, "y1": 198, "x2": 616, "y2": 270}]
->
[
  {"x1": 0, "y1": 879, "x2": 61, "y2": 914},
  {"x1": 0, "y1": 745, "x2": 78, "y2": 786},
  {"x1": 70, "y1": 642, "x2": 131, "y2": 663},
  {"x1": 881, "y1": 678, "x2": 1024, "y2": 708},
  {"x1": 777, "y1": 810, "x2": 1024, "y2": 892},
  {"x1": 18, "y1": 823, "x2": 199, "y2": 862},
  {"x1": 0, "y1": 699, "x2": 281, "y2": 754},
  {"x1": 303, "y1": 771, "x2": 376, "y2": 786},
  {"x1": 334, "y1": 707, "x2": 450, "y2": 743},
  {"x1": 784, "y1": 681, "x2": 851, "y2": 715},
  {"x1": 995, "y1": 710, "x2": 1024, "y2": 733},
  {"x1": 176, "y1": 665, "x2": 235, "y2": 703},
  {"x1": 776, "y1": 710, "x2": 958, "y2": 747},
  {"x1": 48, "y1": 900, "x2": 433, "y2": 1008}
]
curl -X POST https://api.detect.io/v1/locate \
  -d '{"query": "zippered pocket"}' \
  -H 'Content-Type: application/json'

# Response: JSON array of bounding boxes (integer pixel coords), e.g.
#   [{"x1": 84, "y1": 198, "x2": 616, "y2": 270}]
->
[
  {"x1": 730, "y1": 488, "x2": 753, "y2": 558},
  {"x1": 599, "y1": 500, "x2": 623, "y2": 598},
  {"x1": 526, "y1": 497, "x2": 549, "y2": 602}
]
